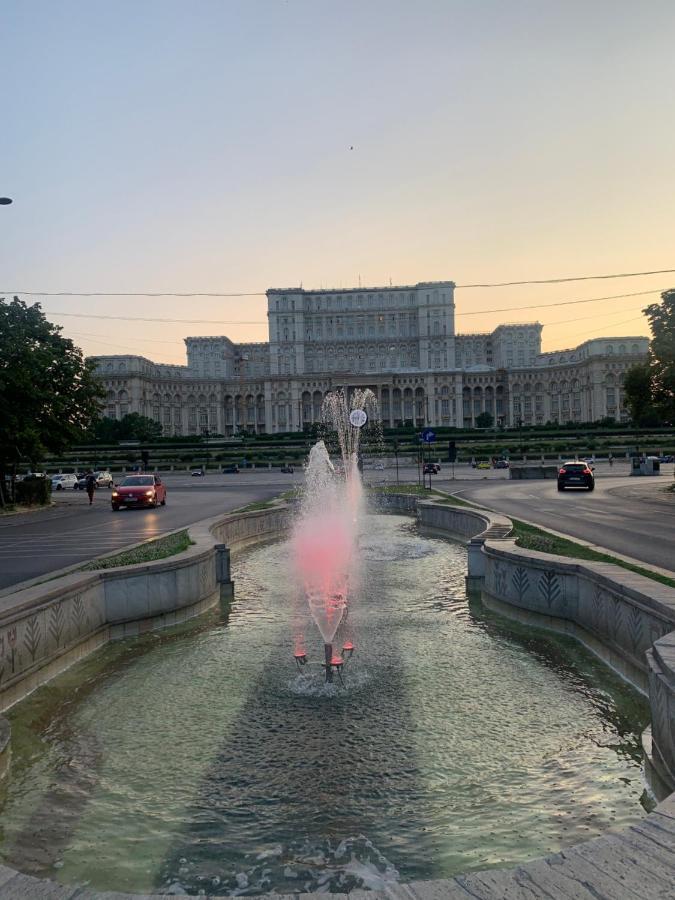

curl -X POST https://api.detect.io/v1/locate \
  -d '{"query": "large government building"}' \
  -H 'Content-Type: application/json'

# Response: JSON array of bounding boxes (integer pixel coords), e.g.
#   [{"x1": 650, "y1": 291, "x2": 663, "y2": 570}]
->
[{"x1": 91, "y1": 281, "x2": 648, "y2": 435}]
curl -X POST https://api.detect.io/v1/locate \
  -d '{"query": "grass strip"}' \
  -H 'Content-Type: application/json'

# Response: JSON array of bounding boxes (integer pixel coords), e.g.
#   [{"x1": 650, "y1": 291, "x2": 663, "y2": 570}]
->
[
  {"x1": 80, "y1": 530, "x2": 194, "y2": 571},
  {"x1": 368, "y1": 485, "x2": 675, "y2": 589},
  {"x1": 510, "y1": 518, "x2": 675, "y2": 589}
]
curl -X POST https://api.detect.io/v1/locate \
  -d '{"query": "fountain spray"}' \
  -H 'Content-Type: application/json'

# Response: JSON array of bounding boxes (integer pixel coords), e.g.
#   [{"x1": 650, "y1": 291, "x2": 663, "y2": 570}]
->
[{"x1": 291, "y1": 389, "x2": 377, "y2": 682}]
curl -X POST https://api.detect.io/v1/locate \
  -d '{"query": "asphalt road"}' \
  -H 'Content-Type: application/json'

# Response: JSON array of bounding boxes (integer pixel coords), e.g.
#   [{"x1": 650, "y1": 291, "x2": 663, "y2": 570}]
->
[
  {"x1": 2, "y1": 461, "x2": 672, "y2": 592},
  {"x1": 445, "y1": 467, "x2": 675, "y2": 573},
  {"x1": 0, "y1": 471, "x2": 303, "y2": 592}
]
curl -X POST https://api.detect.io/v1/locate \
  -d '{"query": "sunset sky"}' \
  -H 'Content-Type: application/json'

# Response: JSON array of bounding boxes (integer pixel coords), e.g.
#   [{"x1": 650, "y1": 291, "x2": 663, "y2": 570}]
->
[{"x1": 2, "y1": 0, "x2": 674, "y2": 364}]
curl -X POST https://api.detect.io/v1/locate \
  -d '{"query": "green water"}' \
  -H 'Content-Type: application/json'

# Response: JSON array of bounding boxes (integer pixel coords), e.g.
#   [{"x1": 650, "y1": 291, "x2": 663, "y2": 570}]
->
[{"x1": 0, "y1": 514, "x2": 650, "y2": 895}]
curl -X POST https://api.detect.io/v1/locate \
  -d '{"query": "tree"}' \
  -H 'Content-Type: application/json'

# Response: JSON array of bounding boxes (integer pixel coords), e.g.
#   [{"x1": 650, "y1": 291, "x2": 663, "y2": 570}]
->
[
  {"x1": 475, "y1": 411, "x2": 494, "y2": 429},
  {"x1": 0, "y1": 297, "x2": 104, "y2": 505},
  {"x1": 623, "y1": 364, "x2": 660, "y2": 426},
  {"x1": 624, "y1": 289, "x2": 675, "y2": 425},
  {"x1": 88, "y1": 412, "x2": 163, "y2": 443}
]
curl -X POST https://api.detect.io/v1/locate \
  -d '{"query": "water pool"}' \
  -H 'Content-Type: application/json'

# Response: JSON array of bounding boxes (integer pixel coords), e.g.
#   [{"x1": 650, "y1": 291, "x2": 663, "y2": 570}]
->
[{"x1": 0, "y1": 514, "x2": 650, "y2": 895}]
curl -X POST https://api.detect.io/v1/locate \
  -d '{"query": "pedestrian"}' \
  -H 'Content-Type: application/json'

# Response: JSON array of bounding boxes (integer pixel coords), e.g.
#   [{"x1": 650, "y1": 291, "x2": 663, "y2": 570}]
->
[
  {"x1": 608, "y1": 452, "x2": 613, "y2": 468},
  {"x1": 85, "y1": 470, "x2": 96, "y2": 506}
]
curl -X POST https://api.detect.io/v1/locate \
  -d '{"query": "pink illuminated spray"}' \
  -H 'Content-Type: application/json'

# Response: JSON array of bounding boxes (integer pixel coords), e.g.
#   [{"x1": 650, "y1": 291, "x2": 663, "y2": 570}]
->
[{"x1": 291, "y1": 389, "x2": 377, "y2": 681}]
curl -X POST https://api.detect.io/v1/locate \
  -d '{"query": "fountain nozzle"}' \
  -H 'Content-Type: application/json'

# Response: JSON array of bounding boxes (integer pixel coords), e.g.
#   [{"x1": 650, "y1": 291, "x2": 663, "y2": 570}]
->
[
  {"x1": 294, "y1": 651, "x2": 308, "y2": 669},
  {"x1": 341, "y1": 642, "x2": 355, "y2": 658}
]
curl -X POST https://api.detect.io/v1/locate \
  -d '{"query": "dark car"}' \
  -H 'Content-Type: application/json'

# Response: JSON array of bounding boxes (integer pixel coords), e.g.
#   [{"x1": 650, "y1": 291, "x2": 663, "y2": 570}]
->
[
  {"x1": 557, "y1": 461, "x2": 595, "y2": 492},
  {"x1": 423, "y1": 462, "x2": 440, "y2": 474},
  {"x1": 223, "y1": 465, "x2": 240, "y2": 474},
  {"x1": 494, "y1": 459, "x2": 509, "y2": 469},
  {"x1": 280, "y1": 465, "x2": 294, "y2": 474}
]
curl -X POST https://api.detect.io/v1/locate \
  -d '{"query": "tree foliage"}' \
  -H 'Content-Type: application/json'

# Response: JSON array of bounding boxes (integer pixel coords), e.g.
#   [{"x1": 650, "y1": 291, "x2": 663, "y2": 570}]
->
[
  {"x1": 475, "y1": 411, "x2": 494, "y2": 429},
  {"x1": 88, "y1": 412, "x2": 163, "y2": 443},
  {"x1": 624, "y1": 289, "x2": 675, "y2": 426},
  {"x1": 0, "y1": 298, "x2": 104, "y2": 502}
]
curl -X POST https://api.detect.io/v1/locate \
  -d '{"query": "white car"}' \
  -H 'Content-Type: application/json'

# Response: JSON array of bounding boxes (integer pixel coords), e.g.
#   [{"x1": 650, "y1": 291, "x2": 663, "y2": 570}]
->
[
  {"x1": 51, "y1": 473, "x2": 79, "y2": 491},
  {"x1": 94, "y1": 471, "x2": 114, "y2": 488}
]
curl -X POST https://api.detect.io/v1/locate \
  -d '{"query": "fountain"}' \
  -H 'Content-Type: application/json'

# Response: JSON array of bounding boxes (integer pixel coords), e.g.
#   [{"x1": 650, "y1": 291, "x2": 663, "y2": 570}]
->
[{"x1": 291, "y1": 388, "x2": 377, "y2": 681}]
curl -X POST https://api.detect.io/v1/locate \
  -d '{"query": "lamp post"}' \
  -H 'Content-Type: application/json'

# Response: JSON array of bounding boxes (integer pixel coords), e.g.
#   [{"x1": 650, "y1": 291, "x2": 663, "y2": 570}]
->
[{"x1": 393, "y1": 439, "x2": 400, "y2": 484}]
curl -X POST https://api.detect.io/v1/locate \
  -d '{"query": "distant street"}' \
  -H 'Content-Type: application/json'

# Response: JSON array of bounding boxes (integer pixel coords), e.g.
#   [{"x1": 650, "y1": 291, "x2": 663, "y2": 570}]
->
[
  {"x1": 438, "y1": 466, "x2": 675, "y2": 573},
  {"x1": 1, "y1": 460, "x2": 673, "y2": 594},
  {"x1": 0, "y1": 471, "x2": 302, "y2": 593}
]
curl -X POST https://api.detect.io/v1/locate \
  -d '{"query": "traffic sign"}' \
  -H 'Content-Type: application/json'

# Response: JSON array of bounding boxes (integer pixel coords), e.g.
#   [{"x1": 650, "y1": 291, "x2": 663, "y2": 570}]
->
[{"x1": 421, "y1": 428, "x2": 436, "y2": 443}]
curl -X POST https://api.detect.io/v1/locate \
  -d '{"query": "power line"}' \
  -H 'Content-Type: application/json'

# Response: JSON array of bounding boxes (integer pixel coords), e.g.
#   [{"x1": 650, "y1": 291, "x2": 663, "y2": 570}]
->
[
  {"x1": 42, "y1": 288, "x2": 661, "y2": 326},
  {"x1": 46, "y1": 311, "x2": 267, "y2": 325},
  {"x1": 3, "y1": 265, "x2": 675, "y2": 297},
  {"x1": 455, "y1": 268, "x2": 675, "y2": 288},
  {"x1": 3, "y1": 290, "x2": 267, "y2": 298},
  {"x1": 455, "y1": 288, "x2": 660, "y2": 317}
]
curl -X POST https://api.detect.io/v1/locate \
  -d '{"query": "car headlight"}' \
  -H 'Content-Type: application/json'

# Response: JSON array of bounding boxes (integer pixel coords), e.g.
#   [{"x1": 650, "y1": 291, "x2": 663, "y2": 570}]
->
[
  {"x1": 112, "y1": 491, "x2": 119, "y2": 497},
  {"x1": 145, "y1": 490, "x2": 154, "y2": 496}
]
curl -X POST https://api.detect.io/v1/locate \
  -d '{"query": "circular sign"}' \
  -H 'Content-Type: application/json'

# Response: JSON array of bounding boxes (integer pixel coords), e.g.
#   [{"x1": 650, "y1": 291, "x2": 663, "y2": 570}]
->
[{"x1": 349, "y1": 409, "x2": 368, "y2": 428}]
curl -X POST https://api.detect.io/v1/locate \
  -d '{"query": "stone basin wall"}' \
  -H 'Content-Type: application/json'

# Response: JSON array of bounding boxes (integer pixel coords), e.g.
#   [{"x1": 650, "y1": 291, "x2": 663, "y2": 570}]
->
[
  {"x1": 0, "y1": 504, "x2": 291, "y2": 718},
  {"x1": 0, "y1": 495, "x2": 672, "y2": 898}
]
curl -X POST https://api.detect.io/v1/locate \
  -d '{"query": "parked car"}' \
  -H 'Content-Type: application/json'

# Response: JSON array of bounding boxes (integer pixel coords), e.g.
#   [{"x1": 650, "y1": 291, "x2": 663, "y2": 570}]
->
[
  {"x1": 658, "y1": 454, "x2": 674, "y2": 463},
  {"x1": 557, "y1": 461, "x2": 595, "y2": 492},
  {"x1": 223, "y1": 465, "x2": 240, "y2": 474},
  {"x1": 494, "y1": 459, "x2": 509, "y2": 469},
  {"x1": 75, "y1": 470, "x2": 113, "y2": 490},
  {"x1": 373, "y1": 463, "x2": 385, "y2": 470},
  {"x1": 50, "y1": 473, "x2": 79, "y2": 491},
  {"x1": 191, "y1": 468, "x2": 205, "y2": 476},
  {"x1": 111, "y1": 475, "x2": 166, "y2": 510},
  {"x1": 423, "y1": 462, "x2": 440, "y2": 474},
  {"x1": 476, "y1": 461, "x2": 491, "y2": 470},
  {"x1": 280, "y1": 465, "x2": 294, "y2": 474}
]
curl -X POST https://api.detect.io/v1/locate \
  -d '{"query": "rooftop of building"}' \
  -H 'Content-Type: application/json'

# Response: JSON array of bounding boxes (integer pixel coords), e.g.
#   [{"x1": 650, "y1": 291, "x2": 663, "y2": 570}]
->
[{"x1": 267, "y1": 280, "x2": 455, "y2": 295}]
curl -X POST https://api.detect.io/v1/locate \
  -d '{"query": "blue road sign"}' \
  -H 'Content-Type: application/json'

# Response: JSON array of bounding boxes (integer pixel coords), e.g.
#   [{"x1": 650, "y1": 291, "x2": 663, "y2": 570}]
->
[{"x1": 421, "y1": 428, "x2": 436, "y2": 443}]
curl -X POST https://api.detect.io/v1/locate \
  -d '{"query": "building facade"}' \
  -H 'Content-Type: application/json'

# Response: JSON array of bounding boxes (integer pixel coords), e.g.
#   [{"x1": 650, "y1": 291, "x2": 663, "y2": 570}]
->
[{"x1": 91, "y1": 281, "x2": 649, "y2": 435}]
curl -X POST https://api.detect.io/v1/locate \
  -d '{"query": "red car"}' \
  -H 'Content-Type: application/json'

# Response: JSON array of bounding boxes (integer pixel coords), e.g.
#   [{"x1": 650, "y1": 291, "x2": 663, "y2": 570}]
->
[{"x1": 111, "y1": 475, "x2": 167, "y2": 511}]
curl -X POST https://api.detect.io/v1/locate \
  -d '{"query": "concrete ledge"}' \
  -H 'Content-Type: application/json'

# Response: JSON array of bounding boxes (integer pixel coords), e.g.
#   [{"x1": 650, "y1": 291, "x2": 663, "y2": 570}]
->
[
  {"x1": 0, "y1": 505, "x2": 292, "y2": 720},
  {"x1": 509, "y1": 464, "x2": 559, "y2": 479}
]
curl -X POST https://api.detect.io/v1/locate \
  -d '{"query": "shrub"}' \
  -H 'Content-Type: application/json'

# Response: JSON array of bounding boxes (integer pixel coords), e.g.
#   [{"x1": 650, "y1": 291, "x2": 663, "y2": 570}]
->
[{"x1": 15, "y1": 477, "x2": 51, "y2": 506}]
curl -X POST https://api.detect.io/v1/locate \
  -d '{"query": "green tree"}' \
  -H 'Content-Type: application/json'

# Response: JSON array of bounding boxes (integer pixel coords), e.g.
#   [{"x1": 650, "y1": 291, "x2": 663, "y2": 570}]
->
[
  {"x1": 475, "y1": 411, "x2": 494, "y2": 429},
  {"x1": 89, "y1": 412, "x2": 163, "y2": 443},
  {"x1": 0, "y1": 297, "x2": 104, "y2": 505},
  {"x1": 624, "y1": 288, "x2": 675, "y2": 425}
]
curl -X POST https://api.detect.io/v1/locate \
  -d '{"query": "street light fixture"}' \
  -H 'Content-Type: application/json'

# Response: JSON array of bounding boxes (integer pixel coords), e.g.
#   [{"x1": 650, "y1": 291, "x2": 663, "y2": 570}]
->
[{"x1": 0, "y1": 198, "x2": 12, "y2": 205}]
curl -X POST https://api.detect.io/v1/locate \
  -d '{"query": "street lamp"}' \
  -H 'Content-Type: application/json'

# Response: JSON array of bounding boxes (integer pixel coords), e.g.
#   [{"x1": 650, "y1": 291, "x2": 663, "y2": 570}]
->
[{"x1": 0, "y1": 198, "x2": 12, "y2": 205}]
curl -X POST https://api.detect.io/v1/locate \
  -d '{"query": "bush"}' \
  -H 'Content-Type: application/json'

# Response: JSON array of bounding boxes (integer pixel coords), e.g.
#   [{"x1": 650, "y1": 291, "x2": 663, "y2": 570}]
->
[{"x1": 15, "y1": 477, "x2": 51, "y2": 506}]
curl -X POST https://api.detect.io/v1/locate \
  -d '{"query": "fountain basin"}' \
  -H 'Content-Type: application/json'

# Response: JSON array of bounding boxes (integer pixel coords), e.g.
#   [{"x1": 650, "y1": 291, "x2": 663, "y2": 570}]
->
[{"x1": 0, "y1": 514, "x2": 652, "y2": 896}]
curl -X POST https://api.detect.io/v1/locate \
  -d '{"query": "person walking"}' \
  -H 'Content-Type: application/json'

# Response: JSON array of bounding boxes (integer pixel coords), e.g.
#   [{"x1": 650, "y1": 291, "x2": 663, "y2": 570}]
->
[{"x1": 85, "y1": 470, "x2": 96, "y2": 506}]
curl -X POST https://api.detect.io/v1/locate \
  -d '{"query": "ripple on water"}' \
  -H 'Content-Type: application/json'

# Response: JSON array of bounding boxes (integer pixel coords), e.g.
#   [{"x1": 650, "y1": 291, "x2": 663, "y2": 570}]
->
[{"x1": 0, "y1": 514, "x2": 650, "y2": 896}]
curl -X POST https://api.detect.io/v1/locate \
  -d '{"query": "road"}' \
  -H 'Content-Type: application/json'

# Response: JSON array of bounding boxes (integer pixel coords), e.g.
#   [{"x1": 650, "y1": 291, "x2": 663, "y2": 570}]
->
[
  {"x1": 2, "y1": 461, "x2": 672, "y2": 592},
  {"x1": 441, "y1": 467, "x2": 674, "y2": 573},
  {"x1": 0, "y1": 471, "x2": 302, "y2": 592}
]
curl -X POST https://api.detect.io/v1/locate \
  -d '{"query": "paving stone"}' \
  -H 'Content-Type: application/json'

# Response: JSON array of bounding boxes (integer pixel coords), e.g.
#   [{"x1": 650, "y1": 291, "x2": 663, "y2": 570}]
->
[
  {"x1": 566, "y1": 835, "x2": 674, "y2": 897},
  {"x1": 403, "y1": 881, "x2": 477, "y2": 900},
  {"x1": 519, "y1": 855, "x2": 642, "y2": 899},
  {"x1": 616, "y1": 828, "x2": 675, "y2": 872},
  {"x1": 0, "y1": 872, "x2": 80, "y2": 898},
  {"x1": 0, "y1": 871, "x2": 16, "y2": 891},
  {"x1": 546, "y1": 849, "x2": 647, "y2": 899},
  {"x1": 456, "y1": 869, "x2": 542, "y2": 899}
]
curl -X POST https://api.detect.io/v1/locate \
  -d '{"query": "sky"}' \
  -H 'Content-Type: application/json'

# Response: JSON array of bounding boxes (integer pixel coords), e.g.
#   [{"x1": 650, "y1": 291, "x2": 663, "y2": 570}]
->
[{"x1": 2, "y1": 0, "x2": 674, "y2": 364}]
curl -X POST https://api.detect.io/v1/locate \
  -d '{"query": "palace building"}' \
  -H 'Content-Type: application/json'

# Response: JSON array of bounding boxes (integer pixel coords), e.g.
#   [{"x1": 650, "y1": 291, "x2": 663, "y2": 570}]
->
[{"x1": 90, "y1": 281, "x2": 648, "y2": 435}]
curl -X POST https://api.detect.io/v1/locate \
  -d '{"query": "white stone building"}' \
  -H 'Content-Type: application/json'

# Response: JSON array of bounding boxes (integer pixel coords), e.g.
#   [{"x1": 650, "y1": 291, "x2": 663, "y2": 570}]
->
[{"x1": 91, "y1": 281, "x2": 648, "y2": 435}]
